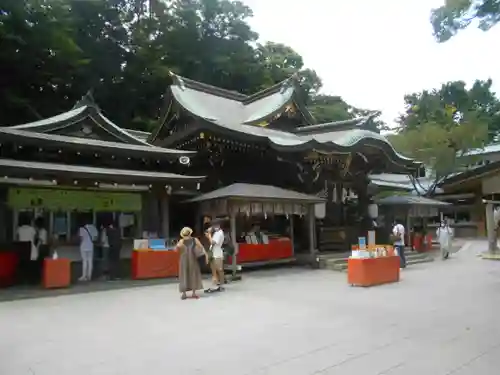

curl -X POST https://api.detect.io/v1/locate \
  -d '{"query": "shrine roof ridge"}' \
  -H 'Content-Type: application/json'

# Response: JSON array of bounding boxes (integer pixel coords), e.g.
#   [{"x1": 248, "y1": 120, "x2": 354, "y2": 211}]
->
[
  {"x1": 169, "y1": 72, "x2": 300, "y2": 104},
  {"x1": 293, "y1": 114, "x2": 378, "y2": 134},
  {"x1": 376, "y1": 195, "x2": 450, "y2": 206},
  {"x1": 161, "y1": 72, "x2": 315, "y2": 132}
]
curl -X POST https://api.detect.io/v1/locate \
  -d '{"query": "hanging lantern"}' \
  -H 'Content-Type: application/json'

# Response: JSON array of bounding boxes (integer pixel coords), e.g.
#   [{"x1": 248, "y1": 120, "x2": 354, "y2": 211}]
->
[
  {"x1": 315, "y1": 203, "x2": 326, "y2": 219},
  {"x1": 368, "y1": 203, "x2": 378, "y2": 219}
]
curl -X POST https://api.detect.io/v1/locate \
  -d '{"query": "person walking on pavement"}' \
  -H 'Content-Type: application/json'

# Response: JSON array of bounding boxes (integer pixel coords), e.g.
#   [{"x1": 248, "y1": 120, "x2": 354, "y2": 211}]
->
[
  {"x1": 436, "y1": 220, "x2": 453, "y2": 260},
  {"x1": 392, "y1": 219, "x2": 406, "y2": 269}
]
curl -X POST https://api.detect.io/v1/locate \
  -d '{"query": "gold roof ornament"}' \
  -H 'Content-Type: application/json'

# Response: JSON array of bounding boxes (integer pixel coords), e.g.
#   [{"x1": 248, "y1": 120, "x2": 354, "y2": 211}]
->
[
  {"x1": 284, "y1": 103, "x2": 296, "y2": 113},
  {"x1": 342, "y1": 153, "x2": 352, "y2": 176},
  {"x1": 256, "y1": 121, "x2": 268, "y2": 127}
]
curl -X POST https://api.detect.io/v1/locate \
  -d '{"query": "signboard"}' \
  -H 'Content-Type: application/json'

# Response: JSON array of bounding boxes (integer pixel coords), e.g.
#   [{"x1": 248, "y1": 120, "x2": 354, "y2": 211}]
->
[
  {"x1": 358, "y1": 237, "x2": 367, "y2": 250},
  {"x1": 7, "y1": 187, "x2": 142, "y2": 211}
]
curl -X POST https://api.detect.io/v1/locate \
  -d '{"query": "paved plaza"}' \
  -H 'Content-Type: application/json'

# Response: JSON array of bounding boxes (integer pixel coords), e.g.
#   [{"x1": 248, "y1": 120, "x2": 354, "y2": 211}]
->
[{"x1": 1, "y1": 241, "x2": 500, "y2": 375}]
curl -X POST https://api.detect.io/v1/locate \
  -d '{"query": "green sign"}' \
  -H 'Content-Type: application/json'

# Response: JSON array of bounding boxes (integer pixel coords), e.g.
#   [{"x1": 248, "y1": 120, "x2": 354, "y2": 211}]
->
[{"x1": 8, "y1": 187, "x2": 142, "y2": 211}]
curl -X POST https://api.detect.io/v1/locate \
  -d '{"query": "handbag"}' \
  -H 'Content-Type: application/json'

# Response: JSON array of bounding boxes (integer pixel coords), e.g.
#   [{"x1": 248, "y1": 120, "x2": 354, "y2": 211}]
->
[
  {"x1": 192, "y1": 239, "x2": 205, "y2": 258},
  {"x1": 389, "y1": 233, "x2": 400, "y2": 243}
]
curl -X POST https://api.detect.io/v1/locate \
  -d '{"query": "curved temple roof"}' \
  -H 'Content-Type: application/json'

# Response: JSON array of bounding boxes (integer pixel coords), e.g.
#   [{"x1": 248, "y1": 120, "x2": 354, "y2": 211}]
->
[
  {"x1": 169, "y1": 76, "x2": 300, "y2": 126},
  {"x1": 10, "y1": 93, "x2": 151, "y2": 146},
  {"x1": 3, "y1": 91, "x2": 194, "y2": 160},
  {"x1": 162, "y1": 74, "x2": 419, "y2": 171}
]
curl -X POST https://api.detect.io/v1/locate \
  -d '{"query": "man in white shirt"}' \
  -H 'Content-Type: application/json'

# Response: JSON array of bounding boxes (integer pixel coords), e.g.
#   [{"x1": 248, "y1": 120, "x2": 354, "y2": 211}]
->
[
  {"x1": 392, "y1": 220, "x2": 406, "y2": 268},
  {"x1": 79, "y1": 219, "x2": 98, "y2": 281},
  {"x1": 17, "y1": 221, "x2": 37, "y2": 261},
  {"x1": 16, "y1": 216, "x2": 37, "y2": 284},
  {"x1": 209, "y1": 220, "x2": 225, "y2": 291}
]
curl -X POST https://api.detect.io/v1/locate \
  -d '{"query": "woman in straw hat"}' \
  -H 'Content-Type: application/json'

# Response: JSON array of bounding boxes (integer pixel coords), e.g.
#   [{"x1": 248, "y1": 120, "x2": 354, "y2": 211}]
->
[{"x1": 176, "y1": 227, "x2": 207, "y2": 300}]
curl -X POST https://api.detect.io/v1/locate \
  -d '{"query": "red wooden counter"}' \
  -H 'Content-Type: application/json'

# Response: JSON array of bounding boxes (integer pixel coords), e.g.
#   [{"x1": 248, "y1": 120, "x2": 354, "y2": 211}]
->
[
  {"x1": 412, "y1": 234, "x2": 433, "y2": 252},
  {"x1": 132, "y1": 250, "x2": 179, "y2": 280},
  {"x1": 227, "y1": 239, "x2": 293, "y2": 264},
  {"x1": 0, "y1": 252, "x2": 19, "y2": 287},
  {"x1": 43, "y1": 258, "x2": 71, "y2": 289},
  {"x1": 348, "y1": 256, "x2": 400, "y2": 287}
]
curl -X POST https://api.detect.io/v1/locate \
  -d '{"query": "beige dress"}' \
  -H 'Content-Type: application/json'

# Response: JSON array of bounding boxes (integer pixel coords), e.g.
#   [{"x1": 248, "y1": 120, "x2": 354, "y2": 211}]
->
[{"x1": 178, "y1": 238, "x2": 203, "y2": 293}]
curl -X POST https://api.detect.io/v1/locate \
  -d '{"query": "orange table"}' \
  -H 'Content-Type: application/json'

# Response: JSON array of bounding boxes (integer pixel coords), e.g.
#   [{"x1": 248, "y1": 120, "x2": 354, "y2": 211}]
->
[
  {"x1": 0, "y1": 252, "x2": 19, "y2": 287},
  {"x1": 227, "y1": 240, "x2": 293, "y2": 264},
  {"x1": 413, "y1": 234, "x2": 433, "y2": 252},
  {"x1": 132, "y1": 250, "x2": 179, "y2": 279},
  {"x1": 347, "y1": 256, "x2": 400, "y2": 287},
  {"x1": 43, "y1": 258, "x2": 71, "y2": 289}
]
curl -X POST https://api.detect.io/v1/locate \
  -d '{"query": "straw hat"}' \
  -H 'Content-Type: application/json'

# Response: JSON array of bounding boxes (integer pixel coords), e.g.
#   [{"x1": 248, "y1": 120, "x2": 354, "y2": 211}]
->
[{"x1": 180, "y1": 227, "x2": 193, "y2": 238}]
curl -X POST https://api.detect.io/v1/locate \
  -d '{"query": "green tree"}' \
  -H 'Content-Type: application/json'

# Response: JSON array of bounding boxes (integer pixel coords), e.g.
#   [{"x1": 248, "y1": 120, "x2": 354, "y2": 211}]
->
[
  {"x1": 389, "y1": 112, "x2": 488, "y2": 195},
  {"x1": 0, "y1": 0, "x2": 388, "y2": 133},
  {"x1": 431, "y1": 0, "x2": 500, "y2": 42},
  {"x1": 398, "y1": 80, "x2": 500, "y2": 141},
  {"x1": 0, "y1": 0, "x2": 85, "y2": 123}
]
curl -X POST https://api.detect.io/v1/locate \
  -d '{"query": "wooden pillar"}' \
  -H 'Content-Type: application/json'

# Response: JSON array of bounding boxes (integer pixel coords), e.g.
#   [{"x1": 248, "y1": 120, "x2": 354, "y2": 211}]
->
[
  {"x1": 230, "y1": 213, "x2": 238, "y2": 277},
  {"x1": 141, "y1": 192, "x2": 160, "y2": 235},
  {"x1": 406, "y1": 213, "x2": 411, "y2": 248},
  {"x1": 195, "y1": 206, "x2": 202, "y2": 236},
  {"x1": 485, "y1": 202, "x2": 497, "y2": 253},
  {"x1": 290, "y1": 214, "x2": 295, "y2": 256},
  {"x1": 308, "y1": 205, "x2": 316, "y2": 257},
  {"x1": 159, "y1": 193, "x2": 170, "y2": 240}
]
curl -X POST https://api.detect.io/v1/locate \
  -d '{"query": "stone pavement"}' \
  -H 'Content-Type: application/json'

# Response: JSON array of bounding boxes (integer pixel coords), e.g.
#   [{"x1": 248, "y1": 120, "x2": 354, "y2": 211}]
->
[{"x1": 1, "y1": 240, "x2": 500, "y2": 375}]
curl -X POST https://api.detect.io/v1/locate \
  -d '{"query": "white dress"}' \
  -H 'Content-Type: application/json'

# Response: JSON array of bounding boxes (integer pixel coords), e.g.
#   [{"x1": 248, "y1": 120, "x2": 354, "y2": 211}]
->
[{"x1": 436, "y1": 226, "x2": 452, "y2": 253}]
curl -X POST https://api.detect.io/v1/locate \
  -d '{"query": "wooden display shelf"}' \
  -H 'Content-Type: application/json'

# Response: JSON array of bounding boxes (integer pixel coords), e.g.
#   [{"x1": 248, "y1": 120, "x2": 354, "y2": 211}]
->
[
  {"x1": 43, "y1": 258, "x2": 71, "y2": 289},
  {"x1": 347, "y1": 256, "x2": 400, "y2": 287},
  {"x1": 131, "y1": 249, "x2": 179, "y2": 280}
]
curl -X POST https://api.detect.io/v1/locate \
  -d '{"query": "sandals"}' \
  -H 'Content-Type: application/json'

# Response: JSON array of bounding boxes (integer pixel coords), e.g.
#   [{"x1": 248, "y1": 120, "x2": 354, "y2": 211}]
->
[{"x1": 181, "y1": 294, "x2": 199, "y2": 300}]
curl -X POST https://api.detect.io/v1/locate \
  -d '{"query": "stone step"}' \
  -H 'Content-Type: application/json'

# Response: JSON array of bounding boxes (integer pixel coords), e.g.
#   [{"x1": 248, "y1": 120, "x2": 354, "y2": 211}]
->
[{"x1": 320, "y1": 253, "x2": 434, "y2": 272}]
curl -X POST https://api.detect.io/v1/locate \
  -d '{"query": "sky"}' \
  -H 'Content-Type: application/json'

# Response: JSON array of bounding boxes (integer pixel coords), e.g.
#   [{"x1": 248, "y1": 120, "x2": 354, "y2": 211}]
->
[{"x1": 241, "y1": 0, "x2": 500, "y2": 126}]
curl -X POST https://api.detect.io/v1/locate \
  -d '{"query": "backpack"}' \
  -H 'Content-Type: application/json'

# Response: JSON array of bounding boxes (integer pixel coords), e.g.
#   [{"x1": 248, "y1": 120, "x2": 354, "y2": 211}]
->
[
  {"x1": 83, "y1": 226, "x2": 99, "y2": 246},
  {"x1": 222, "y1": 234, "x2": 235, "y2": 256},
  {"x1": 33, "y1": 228, "x2": 40, "y2": 247}
]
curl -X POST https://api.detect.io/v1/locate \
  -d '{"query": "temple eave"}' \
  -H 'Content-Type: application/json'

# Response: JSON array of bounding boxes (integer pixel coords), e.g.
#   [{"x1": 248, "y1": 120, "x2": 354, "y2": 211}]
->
[
  {"x1": 0, "y1": 128, "x2": 196, "y2": 160},
  {"x1": 0, "y1": 158, "x2": 205, "y2": 185}
]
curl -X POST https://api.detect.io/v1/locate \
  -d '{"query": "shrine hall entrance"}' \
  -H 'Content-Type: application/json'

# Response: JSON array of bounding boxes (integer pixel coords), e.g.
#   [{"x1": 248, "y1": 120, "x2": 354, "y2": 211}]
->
[{"x1": 169, "y1": 195, "x2": 198, "y2": 238}]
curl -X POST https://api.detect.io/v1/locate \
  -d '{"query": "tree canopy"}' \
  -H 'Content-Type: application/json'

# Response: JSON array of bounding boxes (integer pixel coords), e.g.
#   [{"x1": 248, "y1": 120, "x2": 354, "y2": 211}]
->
[
  {"x1": 389, "y1": 80, "x2": 496, "y2": 195},
  {"x1": 431, "y1": 0, "x2": 500, "y2": 42},
  {"x1": 0, "y1": 0, "x2": 380, "y2": 131}
]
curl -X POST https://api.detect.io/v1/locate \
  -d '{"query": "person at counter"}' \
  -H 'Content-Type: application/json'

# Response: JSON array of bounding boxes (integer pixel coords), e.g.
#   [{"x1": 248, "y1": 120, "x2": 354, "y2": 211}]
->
[
  {"x1": 248, "y1": 223, "x2": 263, "y2": 244},
  {"x1": 16, "y1": 214, "x2": 37, "y2": 284},
  {"x1": 106, "y1": 221, "x2": 122, "y2": 280},
  {"x1": 78, "y1": 217, "x2": 98, "y2": 281},
  {"x1": 34, "y1": 217, "x2": 49, "y2": 282},
  {"x1": 34, "y1": 217, "x2": 49, "y2": 260}
]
